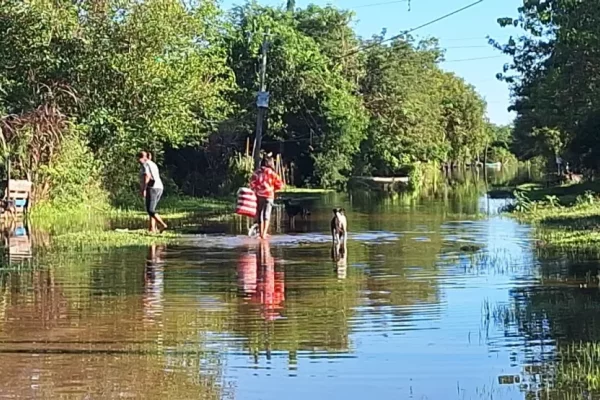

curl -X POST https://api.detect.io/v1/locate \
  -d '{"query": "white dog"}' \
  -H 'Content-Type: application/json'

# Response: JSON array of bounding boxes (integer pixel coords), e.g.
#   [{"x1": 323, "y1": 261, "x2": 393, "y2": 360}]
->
[{"x1": 330, "y1": 208, "x2": 347, "y2": 249}]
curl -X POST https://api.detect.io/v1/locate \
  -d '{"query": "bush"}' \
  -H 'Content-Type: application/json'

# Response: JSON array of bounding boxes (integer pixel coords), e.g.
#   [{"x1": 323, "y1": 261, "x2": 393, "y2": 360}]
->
[
  {"x1": 37, "y1": 126, "x2": 107, "y2": 208},
  {"x1": 407, "y1": 162, "x2": 425, "y2": 191},
  {"x1": 576, "y1": 190, "x2": 597, "y2": 207},
  {"x1": 224, "y1": 153, "x2": 254, "y2": 194},
  {"x1": 313, "y1": 151, "x2": 349, "y2": 189}
]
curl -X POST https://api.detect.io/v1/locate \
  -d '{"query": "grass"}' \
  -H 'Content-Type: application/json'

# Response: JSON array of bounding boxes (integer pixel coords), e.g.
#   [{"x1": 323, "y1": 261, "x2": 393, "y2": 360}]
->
[
  {"x1": 29, "y1": 195, "x2": 234, "y2": 251},
  {"x1": 28, "y1": 189, "x2": 338, "y2": 251},
  {"x1": 508, "y1": 181, "x2": 600, "y2": 254},
  {"x1": 32, "y1": 194, "x2": 232, "y2": 218},
  {"x1": 50, "y1": 230, "x2": 182, "y2": 251},
  {"x1": 516, "y1": 181, "x2": 600, "y2": 205},
  {"x1": 556, "y1": 342, "x2": 600, "y2": 393},
  {"x1": 107, "y1": 195, "x2": 234, "y2": 223}
]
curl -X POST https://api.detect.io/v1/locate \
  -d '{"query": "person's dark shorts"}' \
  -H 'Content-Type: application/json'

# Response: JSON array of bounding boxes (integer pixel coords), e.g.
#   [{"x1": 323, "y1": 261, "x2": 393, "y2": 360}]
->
[
  {"x1": 146, "y1": 188, "x2": 163, "y2": 216},
  {"x1": 255, "y1": 196, "x2": 274, "y2": 223}
]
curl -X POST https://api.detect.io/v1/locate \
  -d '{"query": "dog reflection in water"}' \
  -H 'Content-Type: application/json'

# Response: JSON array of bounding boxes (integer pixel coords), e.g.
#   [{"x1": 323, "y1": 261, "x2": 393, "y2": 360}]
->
[
  {"x1": 237, "y1": 240, "x2": 285, "y2": 320},
  {"x1": 331, "y1": 242, "x2": 347, "y2": 280}
]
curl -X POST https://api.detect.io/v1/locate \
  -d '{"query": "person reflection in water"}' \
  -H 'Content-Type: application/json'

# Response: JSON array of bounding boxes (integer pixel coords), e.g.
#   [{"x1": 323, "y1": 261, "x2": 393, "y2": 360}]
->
[
  {"x1": 143, "y1": 244, "x2": 165, "y2": 325},
  {"x1": 237, "y1": 240, "x2": 285, "y2": 320}
]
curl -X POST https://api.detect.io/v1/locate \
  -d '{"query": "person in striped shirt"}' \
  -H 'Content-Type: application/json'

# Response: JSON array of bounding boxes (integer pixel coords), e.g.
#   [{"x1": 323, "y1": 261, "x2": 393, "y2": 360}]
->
[{"x1": 250, "y1": 156, "x2": 284, "y2": 239}]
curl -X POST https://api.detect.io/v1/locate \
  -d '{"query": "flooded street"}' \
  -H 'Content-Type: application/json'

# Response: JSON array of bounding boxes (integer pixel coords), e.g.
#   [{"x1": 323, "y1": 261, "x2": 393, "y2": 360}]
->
[{"x1": 0, "y1": 171, "x2": 597, "y2": 399}]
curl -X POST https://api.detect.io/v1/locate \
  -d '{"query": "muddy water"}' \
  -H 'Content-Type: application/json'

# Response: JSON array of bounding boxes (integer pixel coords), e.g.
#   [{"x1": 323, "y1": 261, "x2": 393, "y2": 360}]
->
[{"x1": 0, "y1": 169, "x2": 597, "y2": 399}]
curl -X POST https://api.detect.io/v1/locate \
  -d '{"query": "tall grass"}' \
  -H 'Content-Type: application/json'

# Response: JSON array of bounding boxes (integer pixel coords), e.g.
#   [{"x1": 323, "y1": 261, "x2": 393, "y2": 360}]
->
[
  {"x1": 504, "y1": 181, "x2": 600, "y2": 254},
  {"x1": 556, "y1": 342, "x2": 600, "y2": 392},
  {"x1": 28, "y1": 195, "x2": 234, "y2": 251}
]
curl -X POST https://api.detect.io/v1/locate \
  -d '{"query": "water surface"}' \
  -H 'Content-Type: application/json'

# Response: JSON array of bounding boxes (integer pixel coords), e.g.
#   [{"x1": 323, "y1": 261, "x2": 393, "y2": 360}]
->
[{"x1": 0, "y1": 168, "x2": 595, "y2": 399}]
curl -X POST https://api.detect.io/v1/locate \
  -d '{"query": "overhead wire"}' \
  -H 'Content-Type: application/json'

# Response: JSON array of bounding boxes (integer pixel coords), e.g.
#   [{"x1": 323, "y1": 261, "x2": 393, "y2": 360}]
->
[
  {"x1": 443, "y1": 55, "x2": 504, "y2": 63},
  {"x1": 436, "y1": 36, "x2": 488, "y2": 42},
  {"x1": 444, "y1": 45, "x2": 490, "y2": 49},
  {"x1": 236, "y1": 1, "x2": 504, "y2": 142},
  {"x1": 337, "y1": 0, "x2": 484, "y2": 59}
]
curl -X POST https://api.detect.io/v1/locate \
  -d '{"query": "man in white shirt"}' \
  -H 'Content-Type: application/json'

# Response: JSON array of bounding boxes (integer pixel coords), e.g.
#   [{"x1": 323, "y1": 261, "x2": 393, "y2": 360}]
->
[{"x1": 138, "y1": 151, "x2": 167, "y2": 232}]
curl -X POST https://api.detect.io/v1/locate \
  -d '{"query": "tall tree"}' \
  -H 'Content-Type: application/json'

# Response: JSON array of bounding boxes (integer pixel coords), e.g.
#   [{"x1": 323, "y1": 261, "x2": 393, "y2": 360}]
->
[
  {"x1": 494, "y1": 0, "x2": 600, "y2": 169},
  {"x1": 227, "y1": 4, "x2": 367, "y2": 188},
  {"x1": 359, "y1": 37, "x2": 445, "y2": 175}
]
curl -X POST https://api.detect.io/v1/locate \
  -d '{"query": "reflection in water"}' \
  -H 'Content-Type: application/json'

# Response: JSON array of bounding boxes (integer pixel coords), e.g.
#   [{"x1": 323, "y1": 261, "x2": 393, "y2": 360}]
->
[
  {"x1": 1, "y1": 167, "x2": 598, "y2": 399},
  {"x1": 331, "y1": 242, "x2": 347, "y2": 279},
  {"x1": 0, "y1": 247, "x2": 230, "y2": 399},
  {"x1": 237, "y1": 241, "x2": 285, "y2": 321},
  {"x1": 144, "y1": 244, "x2": 165, "y2": 326},
  {"x1": 1, "y1": 220, "x2": 32, "y2": 264}
]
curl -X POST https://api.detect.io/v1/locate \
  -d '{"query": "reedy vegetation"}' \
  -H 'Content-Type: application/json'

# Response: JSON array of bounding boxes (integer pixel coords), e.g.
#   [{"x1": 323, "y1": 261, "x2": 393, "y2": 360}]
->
[
  {"x1": 0, "y1": 0, "x2": 496, "y2": 205},
  {"x1": 508, "y1": 182, "x2": 600, "y2": 254}
]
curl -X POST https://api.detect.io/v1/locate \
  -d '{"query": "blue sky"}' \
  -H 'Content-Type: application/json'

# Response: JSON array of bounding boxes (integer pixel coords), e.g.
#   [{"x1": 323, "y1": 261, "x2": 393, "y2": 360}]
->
[{"x1": 225, "y1": 0, "x2": 523, "y2": 125}]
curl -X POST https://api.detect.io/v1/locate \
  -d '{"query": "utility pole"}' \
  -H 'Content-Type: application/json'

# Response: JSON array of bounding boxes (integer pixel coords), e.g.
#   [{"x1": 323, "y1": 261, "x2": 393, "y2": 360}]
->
[{"x1": 253, "y1": 31, "x2": 270, "y2": 170}]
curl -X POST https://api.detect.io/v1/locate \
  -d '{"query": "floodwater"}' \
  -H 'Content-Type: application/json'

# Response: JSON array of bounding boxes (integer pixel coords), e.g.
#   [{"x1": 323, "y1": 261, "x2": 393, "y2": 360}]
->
[{"x1": 0, "y1": 168, "x2": 598, "y2": 399}]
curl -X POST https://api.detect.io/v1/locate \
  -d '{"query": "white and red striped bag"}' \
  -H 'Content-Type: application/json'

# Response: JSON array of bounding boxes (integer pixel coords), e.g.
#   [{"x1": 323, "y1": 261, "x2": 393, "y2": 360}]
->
[{"x1": 236, "y1": 188, "x2": 257, "y2": 218}]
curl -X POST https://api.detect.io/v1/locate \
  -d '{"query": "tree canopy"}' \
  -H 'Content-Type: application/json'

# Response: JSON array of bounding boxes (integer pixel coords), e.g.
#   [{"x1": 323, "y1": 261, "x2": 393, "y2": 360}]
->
[
  {"x1": 0, "y1": 0, "x2": 493, "y2": 201},
  {"x1": 494, "y1": 0, "x2": 600, "y2": 170}
]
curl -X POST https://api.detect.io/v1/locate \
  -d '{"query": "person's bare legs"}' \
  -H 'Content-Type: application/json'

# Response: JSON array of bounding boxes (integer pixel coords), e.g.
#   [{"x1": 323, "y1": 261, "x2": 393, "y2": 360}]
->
[
  {"x1": 260, "y1": 199, "x2": 273, "y2": 240},
  {"x1": 259, "y1": 221, "x2": 266, "y2": 239},
  {"x1": 153, "y1": 214, "x2": 167, "y2": 231},
  {"x1": 262, "y1": 219, "x2": 271, "y2": 239},
  {"x1": 148, "y1": 216, "x2": 156, "y2": 233},
  {"x1": 258, "y1": 197, "x2": 265, "y2": 239}
]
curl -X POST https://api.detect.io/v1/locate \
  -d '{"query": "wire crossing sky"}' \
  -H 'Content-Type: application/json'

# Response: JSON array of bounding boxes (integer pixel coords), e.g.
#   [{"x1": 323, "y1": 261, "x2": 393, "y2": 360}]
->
[{"x1": 223, "y1": 0, "x2": 521, "y2": 124}]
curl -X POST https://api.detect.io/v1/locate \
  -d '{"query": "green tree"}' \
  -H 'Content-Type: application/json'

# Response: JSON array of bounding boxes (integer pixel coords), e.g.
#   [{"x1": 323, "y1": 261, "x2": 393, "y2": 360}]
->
[
  {"x1": 75, "y1": 0, "x2": 234, "y2": 198},
  {"x1": 0, "y1": 0, "x2": 235, "y2": 202},
  {"x1": 359, "y1": 37, "x2": 445, "y2": 175},
  {"x1": 294, "y1": 5, "x2": 363, "y2": 84},
  {"x1": 439, "y1": 71, "x2": 488, "y2": 164},
  {"x1": 494, "y1": 0, "x2": 600, "y2": 169},
  {"x1": 0, "y1": 1, "x2": 85, "y2": 200},
  {"x1": 227, "y1": 4, "x2": 367, "y2": 188},
  {"x1": 358, "y1": 36, "x2": 487, "y2": 175}
]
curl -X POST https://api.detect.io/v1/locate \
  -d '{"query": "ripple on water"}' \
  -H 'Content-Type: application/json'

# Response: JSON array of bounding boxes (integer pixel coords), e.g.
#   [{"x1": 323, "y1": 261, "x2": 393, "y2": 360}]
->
[{"x1": 180, "y1": 230, "x2": 400, "y2": 249}]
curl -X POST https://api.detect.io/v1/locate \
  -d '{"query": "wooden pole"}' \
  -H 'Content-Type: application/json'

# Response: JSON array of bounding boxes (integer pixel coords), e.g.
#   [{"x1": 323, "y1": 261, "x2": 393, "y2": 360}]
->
[
  {"x1": 252, "y1": 32, "x2": 270, "y2": 170},
  {"x1": 7, "y1": 157, "x2": 10, "y2": 192}
]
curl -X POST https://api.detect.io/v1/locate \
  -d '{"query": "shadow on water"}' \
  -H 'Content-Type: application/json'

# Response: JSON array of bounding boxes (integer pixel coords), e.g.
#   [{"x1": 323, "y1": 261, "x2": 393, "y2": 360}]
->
[{"x1": 0, "y1": 166, "x2": 598, "y2": 399}]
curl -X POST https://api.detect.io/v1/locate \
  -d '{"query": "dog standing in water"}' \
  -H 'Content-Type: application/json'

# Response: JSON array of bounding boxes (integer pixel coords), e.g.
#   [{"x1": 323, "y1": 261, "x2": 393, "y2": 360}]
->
[
  {"x1": 283, "y1": 199, "x2": 310, "y2": 229},
  {"x1": 330, "y1": 208, "x2": 347, "y2": 250}
]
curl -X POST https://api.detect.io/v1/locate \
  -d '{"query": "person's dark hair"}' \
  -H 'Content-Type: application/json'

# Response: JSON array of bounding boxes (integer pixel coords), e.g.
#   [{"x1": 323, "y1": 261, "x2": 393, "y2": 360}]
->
[
  {"x1": 147, "y1": 151, "x2": 152, "y2": 160},
  {"x1": 137, "y1": 151, "x2": 148, "y2": 159},
  {"x1": 261, "y1": 156, "x2": 275, "y2": 169}
]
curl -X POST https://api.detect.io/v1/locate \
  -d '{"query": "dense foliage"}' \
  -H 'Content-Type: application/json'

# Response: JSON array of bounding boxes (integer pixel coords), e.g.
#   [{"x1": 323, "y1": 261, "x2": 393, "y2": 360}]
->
[
  {"x1": 0, "y1": 0, "x2": 491, "y2": 203},
  {"x1": 494, "y1": 0, "x2": 600, "y2": 171}
]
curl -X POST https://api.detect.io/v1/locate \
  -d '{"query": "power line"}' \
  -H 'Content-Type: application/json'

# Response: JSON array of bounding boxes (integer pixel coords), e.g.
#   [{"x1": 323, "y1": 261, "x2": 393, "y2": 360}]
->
[
  {"x1": 338, "y1": 0, "x2": 484, "y2": 59},
  {"x1": 444, "y1": 45, "x2": 490, "y2": 49},
  {"x1": 443, "y1": 55, "x2": 504, "y2": 63},
  {"x1": 438, "y1": 36, "x2": 487, "y2": 42}
]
